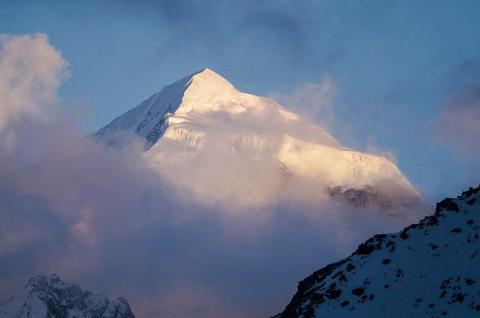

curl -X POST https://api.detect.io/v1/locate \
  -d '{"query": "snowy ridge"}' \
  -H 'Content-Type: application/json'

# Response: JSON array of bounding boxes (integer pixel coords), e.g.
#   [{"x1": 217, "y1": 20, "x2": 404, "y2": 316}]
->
[
  {"x1": 0, "y1": 274, "x2": 135, "y2": 318},
  {"x1": 273, "y1": 185, "x2": 480, "y2": 318},
  {"x1": 95, "y1": 69, "x2": 195, "y2": 148}
]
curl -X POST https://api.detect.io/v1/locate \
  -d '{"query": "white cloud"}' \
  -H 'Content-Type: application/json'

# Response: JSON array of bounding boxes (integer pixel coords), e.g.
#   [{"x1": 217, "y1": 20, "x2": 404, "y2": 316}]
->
[{"x1": 0, "y1": 33, "x2": 67, "y2": 129}]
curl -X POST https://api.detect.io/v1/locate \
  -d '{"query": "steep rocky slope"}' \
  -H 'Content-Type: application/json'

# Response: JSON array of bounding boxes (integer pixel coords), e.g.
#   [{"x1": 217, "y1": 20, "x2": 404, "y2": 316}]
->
[{"x1": 274, "y1": 186, "x2": 480, "y2": 318}]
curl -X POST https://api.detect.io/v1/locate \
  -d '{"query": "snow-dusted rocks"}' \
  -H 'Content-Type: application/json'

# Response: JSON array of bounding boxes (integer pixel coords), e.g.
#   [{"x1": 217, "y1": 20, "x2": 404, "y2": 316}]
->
[
  {"x1": 273, "y1": 186, "x2": 480, "y2": 318},
  {"x1": 95, "y1": 68, "x2": 419, "y2": 207},
  {"x1": 0, "y1": 274, "x2": 135, "y2": 318}
]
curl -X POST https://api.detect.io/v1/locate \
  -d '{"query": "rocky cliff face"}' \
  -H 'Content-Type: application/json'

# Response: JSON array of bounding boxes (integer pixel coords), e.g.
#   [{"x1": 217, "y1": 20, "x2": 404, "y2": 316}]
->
[
  {"x1": 0, "y1": 274, "x2": 135, "y2": 318},
  {"x1": 274, "y1": 186, "x2": 480, "y2": 318}
]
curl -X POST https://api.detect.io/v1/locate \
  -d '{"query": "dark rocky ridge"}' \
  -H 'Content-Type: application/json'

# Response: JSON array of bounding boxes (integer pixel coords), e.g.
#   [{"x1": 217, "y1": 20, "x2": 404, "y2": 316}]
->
[
  {"x1": 328, "y1": 185, "x2": 391, "y2": 209},
  {"x1": 274, "y1": 185, "x2": 480, "y2": 318}
]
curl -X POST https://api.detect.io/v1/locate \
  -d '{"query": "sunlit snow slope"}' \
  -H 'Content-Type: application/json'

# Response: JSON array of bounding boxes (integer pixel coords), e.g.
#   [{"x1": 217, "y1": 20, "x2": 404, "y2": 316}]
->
[{"x1": 95, "y1": 68, "x2": 419, "y2": 207}]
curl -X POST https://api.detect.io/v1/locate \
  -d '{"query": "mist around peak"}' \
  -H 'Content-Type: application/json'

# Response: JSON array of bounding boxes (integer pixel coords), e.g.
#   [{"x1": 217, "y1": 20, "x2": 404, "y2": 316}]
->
[{"x1": 0, "y1": 34, "x2": 429, "y2": 318}]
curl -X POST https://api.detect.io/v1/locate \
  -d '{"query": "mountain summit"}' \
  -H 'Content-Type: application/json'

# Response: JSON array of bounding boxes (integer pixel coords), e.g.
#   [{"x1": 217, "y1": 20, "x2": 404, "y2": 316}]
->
[
  {"x1": 95, "y1": 68, "x2": 419, "y2": 207},
  {"x1": 95, "y1": 68, "x2": 337, "y2": 149}
]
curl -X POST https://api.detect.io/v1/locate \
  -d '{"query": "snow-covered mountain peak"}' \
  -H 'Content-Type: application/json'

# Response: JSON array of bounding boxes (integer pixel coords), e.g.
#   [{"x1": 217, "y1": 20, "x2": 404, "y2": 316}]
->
[
  {"x1": 95, "y1": 67, "x2": 258, "y2": 147},
  {"x1": 95, "y1": 69, "x2": 420, "y2": 207},
  {"x1": 0, "y1": 274, "x2": 135, "y2": 318},
  {"x1": 94, "y1": 68, "x2": 305, "y2": 149}
]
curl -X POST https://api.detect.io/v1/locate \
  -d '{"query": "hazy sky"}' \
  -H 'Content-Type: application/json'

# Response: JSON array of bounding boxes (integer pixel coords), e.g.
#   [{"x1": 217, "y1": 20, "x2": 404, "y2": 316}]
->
[{"x1": 1, "y1": 0, "x2": 479, "y2": 198}]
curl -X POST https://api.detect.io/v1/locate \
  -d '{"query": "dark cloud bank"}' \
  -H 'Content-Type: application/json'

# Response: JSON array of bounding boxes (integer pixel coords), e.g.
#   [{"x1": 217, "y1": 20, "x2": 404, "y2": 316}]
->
[{"x1": 0, "y1": 34, "x2": 430, "y2": 318}]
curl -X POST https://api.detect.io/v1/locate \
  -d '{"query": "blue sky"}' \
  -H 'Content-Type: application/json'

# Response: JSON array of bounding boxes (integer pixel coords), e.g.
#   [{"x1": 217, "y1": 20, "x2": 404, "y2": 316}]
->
[{"x1": 1, "y1": 0, "x2": 479, "y2": 199}]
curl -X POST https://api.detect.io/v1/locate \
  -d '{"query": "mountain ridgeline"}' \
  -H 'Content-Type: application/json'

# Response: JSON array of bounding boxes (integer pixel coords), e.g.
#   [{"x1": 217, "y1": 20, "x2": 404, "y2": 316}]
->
[{"x1": 274, "y1": 185, "x2": 480, "y2": 318}]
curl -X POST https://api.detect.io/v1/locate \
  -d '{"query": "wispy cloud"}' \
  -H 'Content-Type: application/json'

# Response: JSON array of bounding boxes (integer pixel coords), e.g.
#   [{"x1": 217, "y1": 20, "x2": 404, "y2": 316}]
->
[{"x1": 269, "y1": 74, "x2": 335, "y2": 129}]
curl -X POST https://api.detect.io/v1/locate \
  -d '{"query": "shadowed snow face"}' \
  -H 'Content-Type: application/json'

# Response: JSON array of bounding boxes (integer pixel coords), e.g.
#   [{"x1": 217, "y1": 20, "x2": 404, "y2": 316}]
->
[{"x1": 0, "y1": 34, "x2": 428, "y2": 318}]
